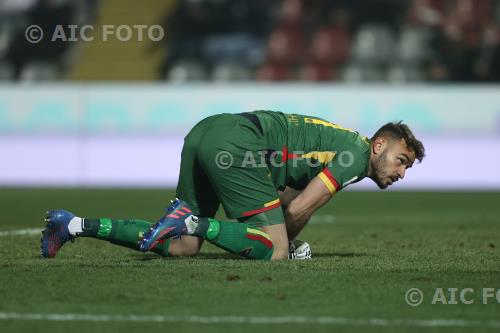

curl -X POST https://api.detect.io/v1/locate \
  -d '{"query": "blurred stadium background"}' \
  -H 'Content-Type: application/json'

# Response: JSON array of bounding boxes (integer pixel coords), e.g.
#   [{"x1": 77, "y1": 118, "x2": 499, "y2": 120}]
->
[
  {"x1": 0, "y1": 0, "x2": 499, "y2": 188},
  {"x1": 1, "y1": 1, "x2": 500, "y2": 331}
]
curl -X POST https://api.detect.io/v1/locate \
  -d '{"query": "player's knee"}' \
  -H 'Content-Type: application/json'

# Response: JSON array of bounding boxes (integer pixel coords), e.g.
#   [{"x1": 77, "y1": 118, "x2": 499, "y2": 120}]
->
[
  {"x1": 168, "y1": 246, "x2": 200, "y2": 257},
  {"x1": 270, "y1": 241, "x2": 288, "y2": 261},
  {"x1": 259, "y1": 221, "x2": 288, "y2": 261},
  {"x1": 168, "y1": 237, "x2": 202, "y2": 257}
]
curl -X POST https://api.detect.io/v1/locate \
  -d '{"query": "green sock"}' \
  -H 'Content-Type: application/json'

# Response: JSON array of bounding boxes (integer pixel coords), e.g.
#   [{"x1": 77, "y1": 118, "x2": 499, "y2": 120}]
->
[
  {"x1": 81, "y1": 218, "x2": 170, "y2": 257},
  {"x1": 193, "y1": 218, "x2": 273, "y2": 260}
]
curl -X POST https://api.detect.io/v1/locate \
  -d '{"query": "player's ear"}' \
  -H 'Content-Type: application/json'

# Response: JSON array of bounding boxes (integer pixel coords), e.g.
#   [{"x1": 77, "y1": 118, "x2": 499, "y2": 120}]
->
[{"x1": 372, "y1": 137, "x2": 386, "y2": 155}]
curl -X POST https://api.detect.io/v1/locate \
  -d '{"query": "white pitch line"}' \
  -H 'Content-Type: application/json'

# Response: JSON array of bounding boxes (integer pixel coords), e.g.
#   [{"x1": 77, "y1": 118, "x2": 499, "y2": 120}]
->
[
  {"x1": 0, "y1": 312, "x2": 499, "y2": 328},
  {"x1": 0, "y1": 228, "x2": 42, "y2": 237}
]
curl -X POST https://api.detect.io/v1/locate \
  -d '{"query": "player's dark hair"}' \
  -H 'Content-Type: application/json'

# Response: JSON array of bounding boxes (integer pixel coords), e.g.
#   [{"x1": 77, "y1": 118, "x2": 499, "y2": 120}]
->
[{"x1": 371, "y1": 121, "x2": 425, "y2": 162}]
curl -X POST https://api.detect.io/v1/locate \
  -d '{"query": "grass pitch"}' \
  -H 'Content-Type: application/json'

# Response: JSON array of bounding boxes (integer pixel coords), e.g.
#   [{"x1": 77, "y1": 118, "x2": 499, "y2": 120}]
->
[{"x1": 0, "y1": 189, "x2": 499, "y2": 333}]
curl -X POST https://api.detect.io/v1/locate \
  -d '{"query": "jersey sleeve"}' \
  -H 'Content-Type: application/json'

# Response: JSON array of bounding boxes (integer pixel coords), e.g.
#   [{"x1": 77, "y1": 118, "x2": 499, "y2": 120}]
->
[{"x1": 318, "y1": 150, "x2": 368, "y2": 196}]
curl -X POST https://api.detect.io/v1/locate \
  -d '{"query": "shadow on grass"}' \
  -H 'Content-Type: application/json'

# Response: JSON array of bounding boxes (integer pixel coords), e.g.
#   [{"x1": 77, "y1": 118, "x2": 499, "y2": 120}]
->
[
  {"x1": 313, "y1": 252, "x2": 368, "y2": 258},
  {"x1": 132, "y1": 252, "x2": 367, "y2": 261},
  {"x1": 132, "y1": 252, "x2": 240, "y2": 261}
]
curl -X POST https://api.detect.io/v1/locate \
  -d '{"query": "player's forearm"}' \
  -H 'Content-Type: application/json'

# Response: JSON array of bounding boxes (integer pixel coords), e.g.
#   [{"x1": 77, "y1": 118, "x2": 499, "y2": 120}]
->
[
  {"x1": 284, "y1": 204, "x2": 313, "y2": 240},
  {"x1": 278, "y1": 187, "x2": 302, "y2": 210},
  {"x1": 282, "y1": 177, "x2": 332, "y2": 240}
]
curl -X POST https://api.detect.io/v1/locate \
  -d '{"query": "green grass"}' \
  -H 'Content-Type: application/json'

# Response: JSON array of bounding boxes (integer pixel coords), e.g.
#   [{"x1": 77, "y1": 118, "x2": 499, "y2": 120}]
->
[{"x1": 1, "y1": 189, "x2": 499, "y2": 333}]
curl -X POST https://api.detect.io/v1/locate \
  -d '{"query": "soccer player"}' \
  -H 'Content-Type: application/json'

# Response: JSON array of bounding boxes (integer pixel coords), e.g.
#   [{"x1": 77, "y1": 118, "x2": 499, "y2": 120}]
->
[{"x1": 41, "y1": 111, "x2": 425, "y2": 260}]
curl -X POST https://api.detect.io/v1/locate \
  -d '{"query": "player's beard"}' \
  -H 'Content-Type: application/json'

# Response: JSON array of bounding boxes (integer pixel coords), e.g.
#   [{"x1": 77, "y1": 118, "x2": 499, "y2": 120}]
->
[{"x1": 371, "y1": 149, "x2": 389, "y2": 189}]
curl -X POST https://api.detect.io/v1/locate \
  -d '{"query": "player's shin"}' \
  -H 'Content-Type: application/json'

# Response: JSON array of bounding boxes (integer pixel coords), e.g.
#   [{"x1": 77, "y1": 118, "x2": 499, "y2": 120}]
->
[
  {"x1": 190, "y1": 218, "x2": 274, "y2": 260},
  {"x1": 186, "y1": 209, "x2": 286, "y2": 260},
  {"x1": 77, "y1": 218, "x2": 171, "y2": 256}
]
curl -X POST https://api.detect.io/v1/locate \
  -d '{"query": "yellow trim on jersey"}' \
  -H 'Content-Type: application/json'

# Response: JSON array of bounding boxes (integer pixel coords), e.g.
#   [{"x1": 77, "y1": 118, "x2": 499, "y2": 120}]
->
[
  {"x1": 304, "y1": 117, "x2": 356, "y2": 133},
  {"x1": 301, "y1": 151, "x2": 336, "y2": 164},
  {"x1": 246, "y1": 227, "x2": 272, "y2": 240},
  {"x1": 264, "y1": 198, "x2": 280, "y2": 207},
  {"x1": 318, "y1": 171, "x2": 337, "y2": 195}
]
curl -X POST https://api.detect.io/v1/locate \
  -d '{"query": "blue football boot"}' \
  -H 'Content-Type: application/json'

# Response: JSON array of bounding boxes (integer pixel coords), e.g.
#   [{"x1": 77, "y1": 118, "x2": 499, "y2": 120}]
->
[
  {"x1": 138, "y1": 199, "x2": 194, "y2": 252},
  {"x1": 40, "y1": 210, "x2": 75, "y2": 258}
]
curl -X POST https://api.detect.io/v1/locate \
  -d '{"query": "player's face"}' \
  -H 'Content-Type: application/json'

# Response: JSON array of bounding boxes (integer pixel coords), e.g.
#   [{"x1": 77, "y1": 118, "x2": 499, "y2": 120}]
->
[{"x1": 371, "y1": 138, "x2": 416, "y2": 189}]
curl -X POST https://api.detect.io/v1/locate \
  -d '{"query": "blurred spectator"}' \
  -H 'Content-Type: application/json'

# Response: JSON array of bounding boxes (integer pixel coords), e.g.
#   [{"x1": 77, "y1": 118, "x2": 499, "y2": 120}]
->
[
  {"x1": 424, "y1": 0, "x2": 498, "y2": 81},
  {"x1": 255, "y1": 63, "x2": 292, "y2": 81},
  {"x1": 0, "y1": 0, "x2": 37, "y2": 13},
  {"x1": 2, "y1": 0, "x2": 499, "y2": 83},
  {"x1": 408, "y1": 0, "x2": 446, "y2": 27},
  {"x1": 477, "y1": 22, "x2": 500, "y2": 81},
  {"x1": 3, "y1": 0, "x2": 74, "y2": 80},
  {"x1": 160, "y1": 0, "x2": 271, "y2": 79},
  {"x1": 256, "y1": 0, "x2": 305, "y2": 81}
]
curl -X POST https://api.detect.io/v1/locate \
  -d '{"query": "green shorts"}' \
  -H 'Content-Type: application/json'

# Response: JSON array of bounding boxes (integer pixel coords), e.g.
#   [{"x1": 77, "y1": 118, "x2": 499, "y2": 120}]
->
[{"x1": 176, "y1": 113, "x2": 282, "y2": 223}]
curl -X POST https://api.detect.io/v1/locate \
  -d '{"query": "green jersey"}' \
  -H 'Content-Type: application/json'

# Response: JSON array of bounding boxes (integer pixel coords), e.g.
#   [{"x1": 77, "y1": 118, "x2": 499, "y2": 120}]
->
[
  {"x1": 254, "y1": 111, "x2": 371, "y2": 195},
  {"x1": 177, "y1": 111, "x2": 371, "y2": 220}
]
